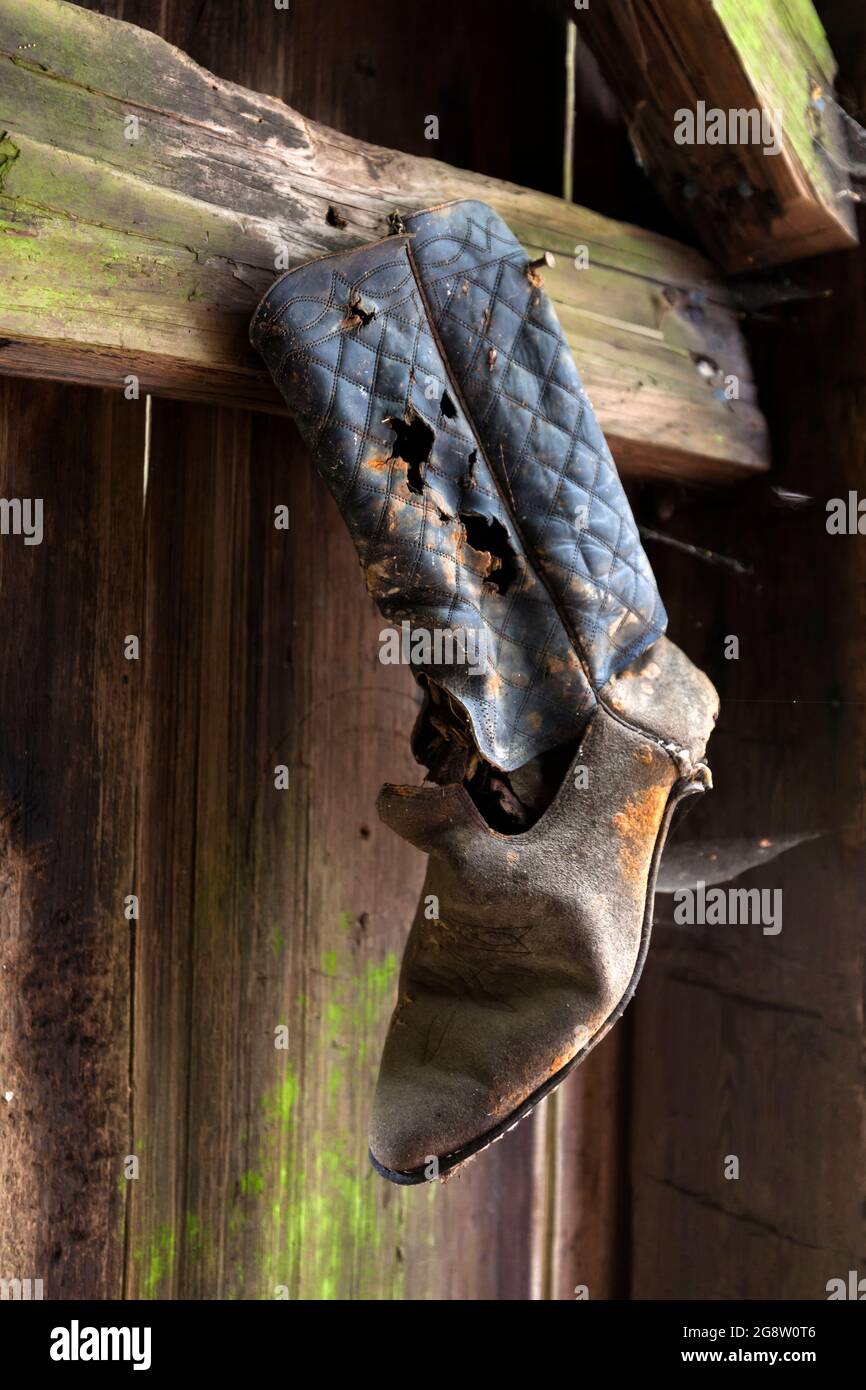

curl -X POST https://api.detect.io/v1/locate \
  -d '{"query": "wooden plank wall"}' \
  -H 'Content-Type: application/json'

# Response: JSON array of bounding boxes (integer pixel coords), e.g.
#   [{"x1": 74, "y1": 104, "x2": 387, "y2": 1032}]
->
[
  {"x1": 1, "y1": 0, "x2": 624, "y2": 1300},
  {"x1": 611, "y1": 6, "x2": 866, "y2": 1297},
  {"x1": 0, "y1": 381, "x2": 142, "y2": 1299},
  {"x1": 629, "y1": 276, "x2": 866, "y2": 1298},
  {"x1": 16, "y1": 0, "x2": 857, "y2": 1306},
  {"x1": 0, "y1": 0, "x2": 771, "y2": 490}
]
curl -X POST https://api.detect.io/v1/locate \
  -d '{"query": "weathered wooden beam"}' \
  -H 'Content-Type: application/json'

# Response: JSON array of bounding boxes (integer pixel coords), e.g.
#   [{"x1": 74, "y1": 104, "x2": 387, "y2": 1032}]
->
[
  {"x1": 627, "y1": 0, "x2": 866, "y2": 1295},
  {"x1": 0, "y1": 0, "x2": 768, "y2": 482},
  {"x1": 0, "y1": 377, "x2": 141, "y2": 1299},
  {"x1": 578, "y1": 0, "x2": 857, "y2": 272}
]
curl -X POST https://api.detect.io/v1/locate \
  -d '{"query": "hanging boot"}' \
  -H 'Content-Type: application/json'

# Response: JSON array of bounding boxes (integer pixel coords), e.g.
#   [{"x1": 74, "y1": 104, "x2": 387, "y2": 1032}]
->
[{"x1": 250, "y1": 199, "x2": 718, "y2": 1185}]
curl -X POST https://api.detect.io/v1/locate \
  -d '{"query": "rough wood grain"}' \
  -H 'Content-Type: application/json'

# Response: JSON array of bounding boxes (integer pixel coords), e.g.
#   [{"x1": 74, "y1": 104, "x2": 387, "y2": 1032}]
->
[
  {"x1": 0, "y1": 0, "x2": 769, "y2": 481},
  {"x1": 578, "y1": 0, "x2": 857, "y2": 271},
  {"x1": 547, "y1": 1034, "x2": 628, "y2": 1300},
  {"x1": 112, "y1": 0, "x2": 549, "y2": 1302},
  {"x1": 126, "y1": 399, "x2": 402, "y2": 1298},
  {"x1": 0, "y1": 379, "x2": 143, "y2": 1299},
  {"x1": 628, "y1": 243, "x2": 866, "y2": 1299}
]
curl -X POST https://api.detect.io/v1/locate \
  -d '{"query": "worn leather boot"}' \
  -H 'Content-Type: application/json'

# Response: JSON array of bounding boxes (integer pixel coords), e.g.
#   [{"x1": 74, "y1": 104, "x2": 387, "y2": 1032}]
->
[{"x1": 251, "y1": 200, "x2": 718, "y2": 1184}]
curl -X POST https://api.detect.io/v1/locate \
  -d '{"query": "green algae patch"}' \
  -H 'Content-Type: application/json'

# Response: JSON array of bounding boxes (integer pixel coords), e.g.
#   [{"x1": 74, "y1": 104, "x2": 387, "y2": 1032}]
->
[
  {"x1": 239, "y1": 1170, "x2": 265, "y2": 1197},
  {"x1": 224, "y1": 933, "x2": 407, "y2": 1300},
  {"x1": 714, "y1": 0, "x2": 839, "y2": 204},
  {"x1": 262, "y1": 1070, "x2": 299, "y2": 1141},
  {"x1": 137, "y1": 1224, "x2": 176, "y2": 1300},
  {"x1": 0, "y1": 136, "x2": 21, "y2": 190}
]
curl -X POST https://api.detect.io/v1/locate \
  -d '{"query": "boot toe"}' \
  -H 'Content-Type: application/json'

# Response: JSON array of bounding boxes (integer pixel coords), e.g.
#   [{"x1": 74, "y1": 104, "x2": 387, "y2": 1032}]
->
[
  {"x1": 368, "y1": 988, "x2": 600, "y2": 1179},
  {"x1": 369, "y1": 1067, "x2": 490, "y2": 1177}
]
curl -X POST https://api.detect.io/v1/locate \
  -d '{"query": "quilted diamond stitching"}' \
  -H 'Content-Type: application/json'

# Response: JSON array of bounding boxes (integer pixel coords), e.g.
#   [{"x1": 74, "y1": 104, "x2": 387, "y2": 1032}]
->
[
  {"x1": 255, "y1": 250, "x2": 594, "y2": 767},
  {"x1": 405, "y1": 202, "x2": 666, "y2": 681},
  {"x1": 250, "y1": 208, "x2": 662, "y2": 771}
]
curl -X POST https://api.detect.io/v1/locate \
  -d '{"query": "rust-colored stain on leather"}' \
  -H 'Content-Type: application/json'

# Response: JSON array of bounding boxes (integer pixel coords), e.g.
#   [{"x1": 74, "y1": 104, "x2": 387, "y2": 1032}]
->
[
  {"x1": 608, "y1": 659, "x2": 664, "y2": 719},
  {"x1": 613, "y1": 660, "x2": 662, "y2": 685},
  {"x1": 611, "y1": 782, "x2": 670, "y2": 883},
  {"x1": 365, "y1": 560, "x2": 399, "y2": 598},
  {"x1": 547, "y1": 1043, "x2": 579, "y2": 1075},
  {"x1": 251, "y1": 205, "x2": 667, "y2": 775}
]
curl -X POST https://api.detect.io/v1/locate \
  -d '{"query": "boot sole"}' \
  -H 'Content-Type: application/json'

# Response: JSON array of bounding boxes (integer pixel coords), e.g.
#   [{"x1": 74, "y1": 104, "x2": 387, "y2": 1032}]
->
[{"x1": 369, "y1": 775, "x2": 704, "y2": 1185}]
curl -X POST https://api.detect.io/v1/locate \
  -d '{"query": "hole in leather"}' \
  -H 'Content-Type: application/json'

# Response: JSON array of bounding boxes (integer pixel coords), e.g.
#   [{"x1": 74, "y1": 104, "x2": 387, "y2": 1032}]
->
[
  {"x1": 440, "y1": 390, "x2": 457, "y2": 418},
  {"x1": 385, "y1": 411, "x2": 435, "y2": 494},
  {"x1": 467, "y1": 739, "x2": 579, "y2": 833},
  {"x1": 458, "y1": 511, "x2": 517, "y2": 595},
  {"x1": 342, "y1": 295, "x2": 376, "y2": 328},
  {"x1": 416, "y1": 679, "x2": 581, "y2": 833}
]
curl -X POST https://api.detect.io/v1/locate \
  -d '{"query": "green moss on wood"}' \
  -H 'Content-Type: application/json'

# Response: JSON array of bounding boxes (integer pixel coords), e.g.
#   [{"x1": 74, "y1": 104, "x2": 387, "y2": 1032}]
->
[
  {"x1": 195, "y1": 932, "x2": 408, "y2": 1301},
  {"x1": 137, "y1": 1223, "x2": 176, "y2": 1300},
  {"x1": 0, "y1": 135, "x2": 20, "y2": 189},
  {"x1": 714, "y1": 0, "x2": 838, "y2": 201}
]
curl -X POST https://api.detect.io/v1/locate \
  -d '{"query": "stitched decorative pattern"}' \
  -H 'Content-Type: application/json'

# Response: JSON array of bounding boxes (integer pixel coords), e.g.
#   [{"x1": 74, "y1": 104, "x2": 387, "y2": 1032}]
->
[
  {"x1": 405, "y1": 201, "x2": 666, "y2": 686},
  {"x1": 250, "y1": 201, "x2": 665, "y2": 772}
]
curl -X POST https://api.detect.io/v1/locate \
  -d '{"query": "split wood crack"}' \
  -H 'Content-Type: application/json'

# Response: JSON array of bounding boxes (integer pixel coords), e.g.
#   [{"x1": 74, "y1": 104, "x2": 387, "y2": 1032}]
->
[{"x1": 0, "y1": 0, "x2": 770, "y2": 483}]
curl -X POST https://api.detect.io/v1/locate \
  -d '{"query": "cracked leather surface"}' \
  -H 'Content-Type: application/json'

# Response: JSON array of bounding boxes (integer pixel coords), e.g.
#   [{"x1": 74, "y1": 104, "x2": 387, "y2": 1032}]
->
[
  {"x1": 404, "y1": 202, "x2": 665, "y2": 683},
  {"x1": 369, "y1": 634, "x2": 718, "y2": 1178},
  {"x1": 372, "y1": 709, "x2": 679, "y2": 1175},
  {"x1": 250, "y1": 199, "x2": 666, "y2": 772}
]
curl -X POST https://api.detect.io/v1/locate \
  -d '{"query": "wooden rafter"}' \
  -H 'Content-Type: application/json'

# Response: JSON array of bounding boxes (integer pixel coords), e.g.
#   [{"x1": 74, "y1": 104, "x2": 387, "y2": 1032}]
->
[
  {"x1": 578, "y1": 0, "x2": 857, "y2": 271},
  {"x1": 0, "y1": 0, "x2": 768, "y2": 482}
]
